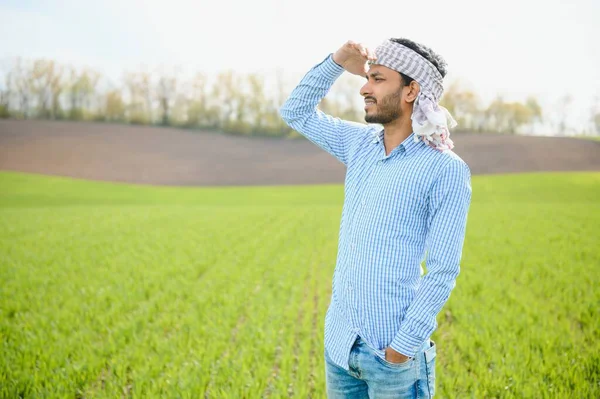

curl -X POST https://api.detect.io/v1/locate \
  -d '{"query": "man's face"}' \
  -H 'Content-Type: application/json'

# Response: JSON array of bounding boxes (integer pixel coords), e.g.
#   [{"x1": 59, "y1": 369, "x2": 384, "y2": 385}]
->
[{"x1": 360, "y1": 64, "x2": 406, "y2": 124}]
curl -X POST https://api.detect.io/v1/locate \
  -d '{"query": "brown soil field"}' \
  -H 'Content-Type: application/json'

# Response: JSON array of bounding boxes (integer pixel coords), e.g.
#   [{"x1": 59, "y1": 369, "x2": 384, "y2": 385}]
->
[{"x1": 1, "y1": 119, "x2": 598, "y2": 186}]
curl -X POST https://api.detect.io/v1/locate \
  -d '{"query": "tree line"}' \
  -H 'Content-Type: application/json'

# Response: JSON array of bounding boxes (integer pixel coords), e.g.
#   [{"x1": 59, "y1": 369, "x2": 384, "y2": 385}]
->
[{"x1": 1, "y1": 58, "x2": 598, "y2": 137}]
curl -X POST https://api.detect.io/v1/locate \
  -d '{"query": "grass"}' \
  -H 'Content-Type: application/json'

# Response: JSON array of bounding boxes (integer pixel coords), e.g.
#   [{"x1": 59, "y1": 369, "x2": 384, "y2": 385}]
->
[
  {"x1": 0, "y1": 171, "x2": 598, "y2": 398},
  {"x1": 572, "y1": 134, "x2": 600, "y2": 141}
]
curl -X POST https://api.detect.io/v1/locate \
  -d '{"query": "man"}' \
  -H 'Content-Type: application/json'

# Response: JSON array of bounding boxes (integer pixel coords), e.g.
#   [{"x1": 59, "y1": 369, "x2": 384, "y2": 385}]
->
[{"x1": 279, "y1": 38, "x2": 471, "y2": 398}]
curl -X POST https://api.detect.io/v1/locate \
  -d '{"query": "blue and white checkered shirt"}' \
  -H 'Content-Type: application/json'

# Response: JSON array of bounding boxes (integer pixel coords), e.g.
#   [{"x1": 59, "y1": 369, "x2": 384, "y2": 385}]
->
[{"x1": 280, "y1": 54, "x2": 472, "y2": 370}]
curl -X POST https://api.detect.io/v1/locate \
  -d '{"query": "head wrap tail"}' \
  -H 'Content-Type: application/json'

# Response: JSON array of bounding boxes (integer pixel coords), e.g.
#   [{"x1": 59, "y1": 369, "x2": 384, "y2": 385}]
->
[{"x1": 412, "y1": 92, "x2": 456, "y2": 151}]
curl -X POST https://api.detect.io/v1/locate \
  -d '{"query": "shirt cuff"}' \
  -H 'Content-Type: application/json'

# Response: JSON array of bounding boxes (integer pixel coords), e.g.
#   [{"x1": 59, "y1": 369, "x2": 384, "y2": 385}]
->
[
  {"x1": 313, "y1": 54, "x2": 345, "y2": 81},
  {"x1": 389, "y1": 329, "x2": 425, "y2": 358}
]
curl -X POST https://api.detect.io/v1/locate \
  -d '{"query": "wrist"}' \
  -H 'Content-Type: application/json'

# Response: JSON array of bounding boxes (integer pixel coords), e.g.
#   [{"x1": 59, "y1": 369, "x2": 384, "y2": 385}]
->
[
  {"x1": 387, "y1": 346, "x2": 411, "y2": 359},
  {"x1": 390, "y1": 329, "x2": 424, "y2": 358},
  {"x1": 332, "y1": 52, "x2": 343, "y2": 67}
]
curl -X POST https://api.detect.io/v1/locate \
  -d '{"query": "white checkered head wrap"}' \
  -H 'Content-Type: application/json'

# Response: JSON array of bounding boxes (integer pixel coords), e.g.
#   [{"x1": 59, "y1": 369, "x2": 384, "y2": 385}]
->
[{"x1": 372, "y1": 40, "x2": 457, "y2": 151}]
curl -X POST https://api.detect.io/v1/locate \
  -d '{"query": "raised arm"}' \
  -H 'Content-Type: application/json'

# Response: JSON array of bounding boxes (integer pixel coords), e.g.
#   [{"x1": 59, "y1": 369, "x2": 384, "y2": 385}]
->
[{"x1": 279, "y1": 41, "x2": 377, "y2": 166}]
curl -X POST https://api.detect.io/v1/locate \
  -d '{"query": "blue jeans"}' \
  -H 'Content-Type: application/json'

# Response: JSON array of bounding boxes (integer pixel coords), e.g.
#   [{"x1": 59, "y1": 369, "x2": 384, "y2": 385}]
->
[{"x1": 325, "y1": 336, "x2": 436, "y2": 398}]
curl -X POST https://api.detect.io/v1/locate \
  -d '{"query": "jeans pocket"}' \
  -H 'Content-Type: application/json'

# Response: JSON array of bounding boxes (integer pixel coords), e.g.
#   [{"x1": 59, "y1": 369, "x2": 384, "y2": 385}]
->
[
  {"x1": 374, "y1": 351, "x2": 414, "y2": 370},
  {"x1": 424, "y1": 340, "x2": 436, "y2": 397}
]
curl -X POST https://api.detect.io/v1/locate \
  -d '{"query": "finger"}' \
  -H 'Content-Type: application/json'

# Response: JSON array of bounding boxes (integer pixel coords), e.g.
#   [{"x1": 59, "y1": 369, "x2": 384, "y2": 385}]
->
[
  {"x1": 346, "y1": 40, "x2": 358, "y2": 51},
  {"x1": 352, "y1": 42, "x2": 368, "y2": 58},
  {"x1": 367, "y1": 48, "x2": 377, "y2": 62},
  {"x1": 359, "y1": 45, "x2": 368, "y2": 58}
]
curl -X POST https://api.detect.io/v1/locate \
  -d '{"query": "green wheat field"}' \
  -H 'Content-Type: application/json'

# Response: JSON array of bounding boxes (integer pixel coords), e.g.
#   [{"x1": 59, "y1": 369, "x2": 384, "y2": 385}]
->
[{"x1": 1, "y1": 171, "x2": 599, "y2": 398}]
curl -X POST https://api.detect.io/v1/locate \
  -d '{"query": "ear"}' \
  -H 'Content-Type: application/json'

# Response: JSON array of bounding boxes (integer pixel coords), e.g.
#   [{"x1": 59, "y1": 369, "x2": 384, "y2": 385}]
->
[{"x1": 405, "y1": 81, "x2": 421, "y2": 103}]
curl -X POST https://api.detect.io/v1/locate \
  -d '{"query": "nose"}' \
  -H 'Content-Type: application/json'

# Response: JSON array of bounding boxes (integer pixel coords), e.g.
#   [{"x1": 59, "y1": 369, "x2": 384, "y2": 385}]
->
[{"x1": 360, "y1": 81, "x2": 371, "y2": 98}]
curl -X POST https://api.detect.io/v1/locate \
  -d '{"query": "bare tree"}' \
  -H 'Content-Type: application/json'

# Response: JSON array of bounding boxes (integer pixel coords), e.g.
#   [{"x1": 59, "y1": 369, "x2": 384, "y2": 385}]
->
[
  {"x1": 185, "y1": 72, "x2": 210, "y2": 128},
  {"x1": 484, "y1": 96, "x2": 538, "y2": 134},
  {"x1": 556, "y1": 94, "x2": 573, "y2": 134},
  {"x1": 30, "y1": 60, "x2": 65, "y2": 119},
  {"x1": 441, "y1": 81, "x2": 481, "y2": 132},
  {"x1": 140, "y1": 71, "x2": 153, "y2": 124},
  {"x1": 591, "y1": 96, "x2": 600, "y2": 135},
  {"x1": 0, "y1": 61, "x2": 11, "y2": 118},
  {"x1": 271, "y1": 69, "x2": 294, "y2": 137},
  {"x1": 212, "y1": 70, "x2": 240, "y2": 132},
  {"x1": 11, "y1": 58, "x2": 34, "y2": 118},
  {"x1": 103, "y1": 88, "x2": 126, "y2": 122},
  {"x1": 66, "y1": 66, "x2": 101, "y2": 120},
  {"x1": 123, "y1": 70, "x2": 153, "y2": 124},
  {"x1": 525, "y1": 96, "x2": 542, "y2": 134},
  {"x1": 246, "y1": 73, "x2": 267, "y2": 134},
  {"x1": 155, "y1": 66, "x2": 179, "y2": 126}
]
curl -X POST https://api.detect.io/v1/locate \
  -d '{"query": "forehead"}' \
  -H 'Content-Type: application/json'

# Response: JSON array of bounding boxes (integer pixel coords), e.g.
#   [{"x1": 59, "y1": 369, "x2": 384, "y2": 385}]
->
[{"x1": 367, "y1": 64, "x2": 399, "y2": 78}]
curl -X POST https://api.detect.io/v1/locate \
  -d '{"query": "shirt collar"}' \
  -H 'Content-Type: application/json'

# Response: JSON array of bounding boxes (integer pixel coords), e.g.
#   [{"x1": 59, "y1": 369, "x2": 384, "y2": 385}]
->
[{"x1": 371, "y1": 128, "x2": 425, "y2": 157}]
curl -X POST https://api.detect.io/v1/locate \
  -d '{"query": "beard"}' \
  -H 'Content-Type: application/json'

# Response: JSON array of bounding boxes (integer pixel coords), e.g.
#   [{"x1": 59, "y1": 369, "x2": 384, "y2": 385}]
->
[{"x1": 364, "y1": 89, "x2": 403, "y2": 124}]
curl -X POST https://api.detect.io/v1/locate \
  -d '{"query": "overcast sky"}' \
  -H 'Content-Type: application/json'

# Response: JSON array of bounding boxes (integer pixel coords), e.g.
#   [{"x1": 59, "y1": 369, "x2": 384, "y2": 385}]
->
[{"x1": 1, "y1": 0, "x2": 599, "y2": 131}]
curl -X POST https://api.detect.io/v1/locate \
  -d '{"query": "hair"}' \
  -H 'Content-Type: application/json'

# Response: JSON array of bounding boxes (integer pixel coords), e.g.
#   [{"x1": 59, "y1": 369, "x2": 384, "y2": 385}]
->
[{"x1": 389, "y1": 38, "x2": 448, "y2": 86}]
